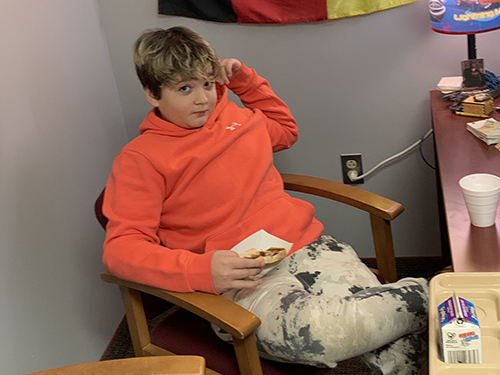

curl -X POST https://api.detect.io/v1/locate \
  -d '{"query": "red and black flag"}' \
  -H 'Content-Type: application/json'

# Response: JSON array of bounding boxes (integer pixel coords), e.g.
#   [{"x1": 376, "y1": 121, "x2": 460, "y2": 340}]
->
[{"x1": 159, "y1": 0, "x2": 417, "y2": 24}]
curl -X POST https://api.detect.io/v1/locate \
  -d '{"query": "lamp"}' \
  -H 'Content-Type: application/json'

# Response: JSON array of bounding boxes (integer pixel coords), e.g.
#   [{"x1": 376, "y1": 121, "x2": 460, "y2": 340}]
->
[{"x1": 428, "y1": 0, "x2": 500, "y2": 60}]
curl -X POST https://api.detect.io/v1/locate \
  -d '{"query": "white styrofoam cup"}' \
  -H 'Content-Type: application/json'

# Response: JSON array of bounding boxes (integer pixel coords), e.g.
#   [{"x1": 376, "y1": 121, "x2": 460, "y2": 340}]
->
[{"x1": 459, "y1": 173, "x2": 500, "y2": 227}]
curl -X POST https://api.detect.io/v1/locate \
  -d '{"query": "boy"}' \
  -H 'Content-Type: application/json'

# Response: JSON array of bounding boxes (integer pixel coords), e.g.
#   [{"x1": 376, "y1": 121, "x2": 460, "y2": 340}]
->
[{"x1": 103, "y1": 26, "x2": 428, "y2": 374}]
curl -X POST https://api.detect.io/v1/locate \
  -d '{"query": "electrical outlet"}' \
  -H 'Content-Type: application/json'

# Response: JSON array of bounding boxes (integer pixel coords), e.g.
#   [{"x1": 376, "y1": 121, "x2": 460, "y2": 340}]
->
[{"x1": 340, "y1": 153, "x2": 364, "y2": 184}]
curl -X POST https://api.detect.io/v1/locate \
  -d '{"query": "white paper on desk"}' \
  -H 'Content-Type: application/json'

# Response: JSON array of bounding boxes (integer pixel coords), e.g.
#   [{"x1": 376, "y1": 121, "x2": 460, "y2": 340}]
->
[
  {"x1": 467, "y1": 118, "x2": 500, "y2": 145},
  {"x1": 437, "y1": 76, "x2": 463, "y2": 92},
  {"x1": 230, "y1": 229, "x2": 293, "y2": 279}
]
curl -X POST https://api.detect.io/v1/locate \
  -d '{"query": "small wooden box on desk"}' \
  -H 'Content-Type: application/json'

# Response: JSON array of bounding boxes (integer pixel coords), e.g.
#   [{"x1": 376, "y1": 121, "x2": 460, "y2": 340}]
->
[
  {"x1": 430, "y1": 90, "x2": 500, "y2": 272},
  {"x1": 460, "y1": 95, "x2": 494, "y2": 118}
]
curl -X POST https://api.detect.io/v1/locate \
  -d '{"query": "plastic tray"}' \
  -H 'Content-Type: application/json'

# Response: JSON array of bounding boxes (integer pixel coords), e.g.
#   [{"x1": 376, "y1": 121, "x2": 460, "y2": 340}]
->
[{"x1": 430, "y1": 272, "x2": 500, "y2": 374}]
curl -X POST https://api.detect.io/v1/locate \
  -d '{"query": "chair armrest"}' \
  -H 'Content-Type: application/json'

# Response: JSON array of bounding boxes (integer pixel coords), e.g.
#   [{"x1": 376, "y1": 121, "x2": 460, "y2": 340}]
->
[
  {"x1": 27, "y1": 356, "x2": 206, "y2": 375},
  {"x1": 281, "y1": 173, "x2": 404, "y2": 221},
  {"x1": 101, "y1": 270, "x2": 261, "y2": 340}
]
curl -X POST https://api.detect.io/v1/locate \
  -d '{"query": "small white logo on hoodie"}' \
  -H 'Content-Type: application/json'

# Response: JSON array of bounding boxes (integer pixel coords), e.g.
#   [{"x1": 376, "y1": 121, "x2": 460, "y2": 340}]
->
[{"x1": 226, "y1": 122, "x2": 242, "y2": 131}]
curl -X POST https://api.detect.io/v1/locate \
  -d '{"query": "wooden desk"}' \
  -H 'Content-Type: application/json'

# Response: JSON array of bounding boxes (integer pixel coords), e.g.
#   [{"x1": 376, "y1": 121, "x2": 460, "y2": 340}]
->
[{"x1": 431, "y1": 90, "x2": 500, "y2": 272}]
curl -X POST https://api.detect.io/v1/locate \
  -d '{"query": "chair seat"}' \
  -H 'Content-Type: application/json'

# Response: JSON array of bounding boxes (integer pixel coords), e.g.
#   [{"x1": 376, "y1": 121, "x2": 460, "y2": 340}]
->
[{"x1": 150, "y1": 308, "x2": 323, "y2": 375}]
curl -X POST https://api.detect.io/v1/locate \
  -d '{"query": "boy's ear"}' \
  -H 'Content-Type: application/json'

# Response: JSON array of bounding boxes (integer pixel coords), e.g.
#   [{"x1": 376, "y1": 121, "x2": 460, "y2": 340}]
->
[{"x1": 144, "y1": 88, "x2": 160, "y2": 108}]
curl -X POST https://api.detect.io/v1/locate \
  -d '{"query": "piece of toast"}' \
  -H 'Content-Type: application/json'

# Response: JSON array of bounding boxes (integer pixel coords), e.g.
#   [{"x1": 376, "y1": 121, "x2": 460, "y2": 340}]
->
[{"x1": 240, "y1": 247, "x2": 287, "y2": 264}]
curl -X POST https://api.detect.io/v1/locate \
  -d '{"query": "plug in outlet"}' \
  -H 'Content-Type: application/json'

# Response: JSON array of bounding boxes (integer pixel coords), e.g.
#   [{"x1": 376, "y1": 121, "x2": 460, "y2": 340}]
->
[{"x1": 340, "y1": 153, "x2": 364, "y2": 184}]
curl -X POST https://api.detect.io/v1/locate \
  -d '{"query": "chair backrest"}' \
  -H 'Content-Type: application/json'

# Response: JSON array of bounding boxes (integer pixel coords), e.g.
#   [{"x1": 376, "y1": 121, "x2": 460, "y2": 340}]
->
[{"x1": 94, "y1": 188, "x2": 107, "y2": 229}]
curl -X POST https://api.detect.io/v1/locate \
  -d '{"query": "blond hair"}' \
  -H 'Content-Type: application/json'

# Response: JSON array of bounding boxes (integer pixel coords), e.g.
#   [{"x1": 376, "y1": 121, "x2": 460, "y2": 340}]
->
[{"x1": 133, "y1": 27, "x2": 221, "y2": 99}]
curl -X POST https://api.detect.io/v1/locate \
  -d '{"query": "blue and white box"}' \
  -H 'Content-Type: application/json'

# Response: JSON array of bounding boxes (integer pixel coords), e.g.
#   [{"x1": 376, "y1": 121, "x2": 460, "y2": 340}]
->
[{"x1": 438, "y1": 294, "x2": 482, "y2": 364}]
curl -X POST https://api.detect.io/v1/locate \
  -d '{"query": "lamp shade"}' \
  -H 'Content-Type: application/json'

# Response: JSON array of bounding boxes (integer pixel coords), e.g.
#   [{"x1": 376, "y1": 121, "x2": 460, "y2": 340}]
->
[{"x1": 429, "y1": 0, "x2": 500, "y2": 34}]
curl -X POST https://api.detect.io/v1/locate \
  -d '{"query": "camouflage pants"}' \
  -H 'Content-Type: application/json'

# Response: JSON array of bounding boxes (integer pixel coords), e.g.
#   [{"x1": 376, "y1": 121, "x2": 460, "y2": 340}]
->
[{"x1": 214, "y1": 235, "x2": 429, "y2": 375}]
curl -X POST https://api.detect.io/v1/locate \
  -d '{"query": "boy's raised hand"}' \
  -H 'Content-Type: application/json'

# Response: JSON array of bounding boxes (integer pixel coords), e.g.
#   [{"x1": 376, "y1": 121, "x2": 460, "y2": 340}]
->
[
  {"x1": 217, "y1": 58, "x2": 242, "y2": 86},
  {"x1": 211, "y1": 250, "x2": 265, "y2": 294}
]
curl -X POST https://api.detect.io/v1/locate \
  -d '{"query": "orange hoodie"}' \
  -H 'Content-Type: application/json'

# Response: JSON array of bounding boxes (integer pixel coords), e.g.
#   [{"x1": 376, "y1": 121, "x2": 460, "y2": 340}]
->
[{"x1": 102, "y1": 64, "x2": 323, "y2": 294}]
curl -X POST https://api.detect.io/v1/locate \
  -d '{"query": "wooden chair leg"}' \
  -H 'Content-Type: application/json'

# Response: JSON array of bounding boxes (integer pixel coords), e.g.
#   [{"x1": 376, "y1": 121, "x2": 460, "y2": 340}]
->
[
  {"x1": 370, "y1": 215, "x2": 398, "y2": 283},
  {"x1": 232, "y1": 334, "x2": 264, "y2": 375},
  {"x1": 119, "y1": 286, "x2": 151, "y2": 357}
]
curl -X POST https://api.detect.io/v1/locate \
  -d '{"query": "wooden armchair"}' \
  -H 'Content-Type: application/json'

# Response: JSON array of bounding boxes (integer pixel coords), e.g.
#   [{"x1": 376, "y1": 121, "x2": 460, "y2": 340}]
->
[{"x1": 98, "y1": 174, "x2": 404, "y2": 375}]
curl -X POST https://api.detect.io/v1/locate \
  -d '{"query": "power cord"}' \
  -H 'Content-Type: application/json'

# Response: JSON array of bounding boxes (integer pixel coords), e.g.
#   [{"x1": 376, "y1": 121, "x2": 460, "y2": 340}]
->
[
  {"x1": 419, "y1": 132, "x2": 436, "y2": 170},
  {"x1": 349, "y1": 128, "x2": 435, "y2": 182}
]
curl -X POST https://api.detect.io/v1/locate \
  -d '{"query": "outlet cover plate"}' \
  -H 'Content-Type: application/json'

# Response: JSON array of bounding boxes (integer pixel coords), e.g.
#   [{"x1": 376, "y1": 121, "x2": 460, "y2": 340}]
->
[{"x1": 340, "y1": 153, "x2": 364, "y2": 184}]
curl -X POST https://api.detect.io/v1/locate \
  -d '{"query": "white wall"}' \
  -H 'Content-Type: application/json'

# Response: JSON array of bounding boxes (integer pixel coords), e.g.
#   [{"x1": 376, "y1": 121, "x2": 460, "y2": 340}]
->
[
  {"x1": 98, "y1": 0, "x2": 500, "y2": 258},
  {"x1": 0, "y1": 2, "x2": 127, "y2": 374}
]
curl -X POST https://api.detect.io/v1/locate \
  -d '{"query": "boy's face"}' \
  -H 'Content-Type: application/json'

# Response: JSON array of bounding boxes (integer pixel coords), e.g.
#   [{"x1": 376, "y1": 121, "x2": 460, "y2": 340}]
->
[{"x1": 145, "y1": 77, "x2": 217, "y2": 129}]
